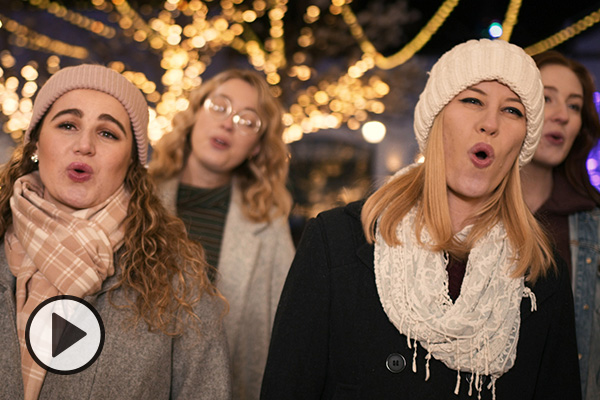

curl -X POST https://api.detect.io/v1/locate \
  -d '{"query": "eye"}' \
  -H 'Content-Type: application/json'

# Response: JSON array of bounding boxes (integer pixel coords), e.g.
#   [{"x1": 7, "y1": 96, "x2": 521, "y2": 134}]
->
[
  {"x1": 58, "y1": 122, "x2": 76, "y2": 130},
  {"x1": 544, "y1": 95, "x2": 551, "y2": 103},
  {"x1": 459, "y1": 97, "x2": 482, "y2": 106},
  {"x1": 209, "y1": 103, "x2": 227, "y2": 113},
  {"x1": 205, "y1": 95, "x2": 232, "y2": 117},
  {"x1": 568, "y1": 103, "x2": 582, "y2": 113},
  {"x1": 99, "y1": 130, "x2": 118, "y2": 140},
  {"x1": 504, "y1": 107, "x2": 524, "y2": 117}
]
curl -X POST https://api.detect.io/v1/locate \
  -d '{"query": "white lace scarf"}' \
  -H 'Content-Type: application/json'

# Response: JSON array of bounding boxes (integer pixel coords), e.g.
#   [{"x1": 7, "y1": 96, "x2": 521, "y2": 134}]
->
[{"x1": 374, "y1": 206, "x2": 536, "y2": 399}]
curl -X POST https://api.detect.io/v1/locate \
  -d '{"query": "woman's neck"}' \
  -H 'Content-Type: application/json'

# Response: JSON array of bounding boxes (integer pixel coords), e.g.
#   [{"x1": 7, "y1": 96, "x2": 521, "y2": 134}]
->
[
  {"x1": 180, "y1": 156, "x2": 232, "y2": 189},
  {"x1": 521, "y1": 162, "x2": 554, "y2": 213},
  {"x1": 446, "y1": 191, "x2": 484, "y2": 234}
]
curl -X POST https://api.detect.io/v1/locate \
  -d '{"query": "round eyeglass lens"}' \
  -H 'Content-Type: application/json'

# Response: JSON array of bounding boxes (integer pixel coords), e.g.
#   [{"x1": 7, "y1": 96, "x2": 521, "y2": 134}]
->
[
  {"x1": 205, "y1": 95, "x2": 231, "y2": 118},
  {"x1": 234, "y1": 110, "x2": 262, "y2": 135}
]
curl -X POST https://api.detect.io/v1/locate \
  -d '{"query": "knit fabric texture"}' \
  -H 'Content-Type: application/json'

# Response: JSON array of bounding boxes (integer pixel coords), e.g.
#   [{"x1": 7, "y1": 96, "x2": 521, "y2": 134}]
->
[
  {"x1": 413, "y1": 39, "x2": 544, "y2": 166},
  {"x1": 24, "y1": 64, "x2": 149, "y2": 164}
]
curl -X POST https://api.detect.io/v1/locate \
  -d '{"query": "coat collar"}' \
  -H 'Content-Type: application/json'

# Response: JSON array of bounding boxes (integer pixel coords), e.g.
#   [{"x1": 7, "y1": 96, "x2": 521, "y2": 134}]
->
[
  {"x1": 343, "y1": 201, "x2": 374, "y2": 270},
  {"x1": 0, "y1": 245, "x2": 14, "y2": 293}
]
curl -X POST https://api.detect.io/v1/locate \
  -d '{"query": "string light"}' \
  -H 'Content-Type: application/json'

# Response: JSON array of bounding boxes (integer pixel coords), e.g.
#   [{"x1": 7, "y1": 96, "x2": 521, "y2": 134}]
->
[
  {"x1": 499, "y1": 0, "x2": 521, "y2": 41},
  {"x1": 29, "y1": 0, "x2": 116, "y2": 39},
  {"x1": 340, "y1": 0, "x2": 460, "y2": 70},
  {"x1": 525, "y1": 7, "x2": 600, "y2": 55},
  {"x1": 1, "y1": 0, "x2": 598, "y2": 145},
  {"x1": 0, "y1": 13, "x2": 89, "y2": 59}
]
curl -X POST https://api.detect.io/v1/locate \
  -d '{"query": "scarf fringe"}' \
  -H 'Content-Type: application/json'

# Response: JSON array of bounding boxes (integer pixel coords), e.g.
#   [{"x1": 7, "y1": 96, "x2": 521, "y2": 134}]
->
[
  {"x1": 374, "y1": 202, "x2": 533, "y2": 399},
  {"x1": 412, "y1": 339, "x2": 418, "y2": 373},
  {"x1": 425, "y1": 341, "x2": 431, "y2": 381},
  {"x1": 523, "y1": 287, "x2": 537, "y2": 312}
]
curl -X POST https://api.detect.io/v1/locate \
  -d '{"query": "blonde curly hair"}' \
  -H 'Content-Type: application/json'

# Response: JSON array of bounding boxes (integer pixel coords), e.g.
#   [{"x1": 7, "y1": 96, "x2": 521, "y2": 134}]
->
[{"x1": 149, "y1": 69, "x2": 292, "y2": 222}]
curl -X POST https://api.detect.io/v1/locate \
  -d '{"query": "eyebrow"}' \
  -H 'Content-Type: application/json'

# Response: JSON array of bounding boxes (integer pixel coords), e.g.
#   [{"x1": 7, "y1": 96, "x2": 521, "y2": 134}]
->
[
  {"x1": 99, "y1": 113, "x2": 128, "y2": 136},
  {"x1": 51, "y1": 108, "x2": 82, "y2": 120},
  {"x1": 543, "y1": 85, "x2": 584, "y2": 100},
  {"x1": 465, "y1": 87, "x2": 522, "y2": 104},
  {"x1": 50, "y1": 108, "x2": 128, "y2": 136},
  {"x1": 213, "y1": 93, "x2": 258, "y2": 113}
]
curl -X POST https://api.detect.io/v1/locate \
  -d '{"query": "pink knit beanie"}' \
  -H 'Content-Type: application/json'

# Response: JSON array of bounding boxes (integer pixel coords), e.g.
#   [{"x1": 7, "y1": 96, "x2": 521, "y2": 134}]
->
[
  {"x1": 24, "y1": 64, "x2": 149, "y2": 164},
  {"x1": 414, "y1": 39, "x2": 544, "y2": 166}
]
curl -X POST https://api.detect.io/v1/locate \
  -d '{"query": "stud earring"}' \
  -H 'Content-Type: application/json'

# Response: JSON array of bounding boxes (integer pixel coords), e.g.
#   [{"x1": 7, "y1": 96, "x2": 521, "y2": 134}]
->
[{"x1": 30, "y1": 153, "x2": 39, "y2": 163}]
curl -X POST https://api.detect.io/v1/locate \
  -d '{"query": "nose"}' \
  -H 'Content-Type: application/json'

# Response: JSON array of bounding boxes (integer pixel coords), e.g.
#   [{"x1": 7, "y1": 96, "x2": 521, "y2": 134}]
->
[
  {"x1": 547, "y1": 100, "x2": 569, "y2": 124},
  {"x1": 73, "y1": 130, "x2": 95, "y2": 156},
  {"x1": 220, "y1": 113, "x2": 236, "y2": 133},
  {"x1": 477, "y1": 110, "x2": 499, "y2": 136}
]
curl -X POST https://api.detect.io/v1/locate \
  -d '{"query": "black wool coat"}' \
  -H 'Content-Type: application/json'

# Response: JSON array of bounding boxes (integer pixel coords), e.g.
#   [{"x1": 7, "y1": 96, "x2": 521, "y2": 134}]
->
[{"x1": 261, "y1": 201, "x2": 581, "y2": 400}]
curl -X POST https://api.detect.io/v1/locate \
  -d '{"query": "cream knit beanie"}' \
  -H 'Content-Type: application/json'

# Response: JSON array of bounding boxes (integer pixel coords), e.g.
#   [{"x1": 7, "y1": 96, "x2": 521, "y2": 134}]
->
[
  {"x1": 413, "y1": 39, "x2": 544, "y2": 166},
  {"x1": 24, "y1": 64, "x2": 149, "y2": 164}
]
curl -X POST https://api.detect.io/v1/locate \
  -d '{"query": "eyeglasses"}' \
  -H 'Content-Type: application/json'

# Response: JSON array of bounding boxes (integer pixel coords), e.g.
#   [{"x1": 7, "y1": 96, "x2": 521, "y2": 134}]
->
[{"x1": 203, "y1": 94, "x2": 263, "y2": 136}]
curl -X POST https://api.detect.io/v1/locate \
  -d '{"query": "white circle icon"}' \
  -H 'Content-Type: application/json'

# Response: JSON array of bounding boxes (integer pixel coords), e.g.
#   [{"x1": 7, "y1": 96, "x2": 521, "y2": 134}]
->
[{"x1": 25, "y1": 295, "x2": 105, "y2": 375}]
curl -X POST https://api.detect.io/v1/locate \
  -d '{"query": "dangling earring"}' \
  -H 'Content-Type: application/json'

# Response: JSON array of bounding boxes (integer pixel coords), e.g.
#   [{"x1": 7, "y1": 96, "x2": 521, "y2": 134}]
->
[{"x1": 30, "y1": 153, "x2": 39, "y2": 163}]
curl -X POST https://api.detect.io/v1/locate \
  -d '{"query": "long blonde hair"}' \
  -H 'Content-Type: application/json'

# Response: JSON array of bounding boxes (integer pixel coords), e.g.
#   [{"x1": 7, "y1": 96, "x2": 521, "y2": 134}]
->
[
  {"x1": 149, "y1": 69, "x2": 292, "y2": 222},
  {"x1": 0, "y1": 125, "x2": 224, "y2": 336},
  {"x1": 362, "y1": 113, "x2": 555, "y2": 282}
]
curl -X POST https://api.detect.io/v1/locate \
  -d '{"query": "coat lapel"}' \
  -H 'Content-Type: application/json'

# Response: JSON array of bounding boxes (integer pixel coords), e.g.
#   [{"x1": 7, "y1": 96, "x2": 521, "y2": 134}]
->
[
  {"x1": 217, "y1": 183, "x2": 265, "y2": 351},
  {"x1": 343, "y1": 202, "x2": 375, "y2": 271}
]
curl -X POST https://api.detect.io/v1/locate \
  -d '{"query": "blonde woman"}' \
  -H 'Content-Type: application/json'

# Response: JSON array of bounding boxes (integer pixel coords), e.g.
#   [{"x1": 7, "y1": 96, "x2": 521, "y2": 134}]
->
[
  {"x1": 149, "y1": 69, "x2": 294, "y2": 400},
  {"x1": 261, "y1": 40, "x2": 581, "y2": 399},
  {"x1": 0, "y1": 64, "x2": 230, "y2": 399}
]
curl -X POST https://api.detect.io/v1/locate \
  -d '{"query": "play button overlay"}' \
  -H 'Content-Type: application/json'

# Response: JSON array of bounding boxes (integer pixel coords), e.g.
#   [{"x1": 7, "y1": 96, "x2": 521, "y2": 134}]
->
[
  {"x1": 25, "y1": 295, "x2": 105, "y2": 375},
  {"x1": 52, "y1": 312, "x2": 87, "y2": 357}
]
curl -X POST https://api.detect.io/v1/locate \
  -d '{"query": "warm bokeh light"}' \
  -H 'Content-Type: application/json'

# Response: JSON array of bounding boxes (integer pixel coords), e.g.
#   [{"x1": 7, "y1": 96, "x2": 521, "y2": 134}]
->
[
  {"x1": 361, "y1": 120, "x2": 386, "y2": 143},
  {"x1": 0, "y1": 0, "x2": 598, "y2": 145}
]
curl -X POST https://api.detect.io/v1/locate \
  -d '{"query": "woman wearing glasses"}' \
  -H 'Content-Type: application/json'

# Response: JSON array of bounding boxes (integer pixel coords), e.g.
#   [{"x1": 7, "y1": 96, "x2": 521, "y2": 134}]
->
[{"x1": 149, "y1": 69, "x2": 294, "y2": 400}]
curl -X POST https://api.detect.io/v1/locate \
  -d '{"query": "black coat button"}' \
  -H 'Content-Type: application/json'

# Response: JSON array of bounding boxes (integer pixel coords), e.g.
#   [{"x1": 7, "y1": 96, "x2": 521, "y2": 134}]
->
[{"x1": 386, "y1": 353, "x2": 406, "y2": 373}]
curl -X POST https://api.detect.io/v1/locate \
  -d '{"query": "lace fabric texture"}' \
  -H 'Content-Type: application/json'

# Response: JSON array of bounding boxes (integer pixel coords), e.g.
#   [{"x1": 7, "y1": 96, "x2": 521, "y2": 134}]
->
[{"x1": 374, "y1": 206, "x2": 532, "y2": 393}]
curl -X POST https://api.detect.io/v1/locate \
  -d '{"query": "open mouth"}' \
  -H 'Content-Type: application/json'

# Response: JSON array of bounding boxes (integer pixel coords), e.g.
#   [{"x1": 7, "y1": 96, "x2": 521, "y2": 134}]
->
[
  {"x1": 545, "y1": 133, "x2": 564, "y2": 145},
  {"x1": 469, "y1": 143, "x2": 494, "y2": 168},
  {"x1": 67, "y1": 162, "x2": 93, "y2": 182},
  {"x1": 211, "y1": 137, "x2": 230, "y2": 148},
  {"x1": 475, "y1": 150, "x2": 489, "y2": 160}
]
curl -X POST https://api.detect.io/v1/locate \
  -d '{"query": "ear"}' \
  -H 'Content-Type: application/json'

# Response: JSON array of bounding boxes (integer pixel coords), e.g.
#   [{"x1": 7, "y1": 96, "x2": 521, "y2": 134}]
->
[{"x1": 251, "y1": 143, "x2": 261, "y2": 158}]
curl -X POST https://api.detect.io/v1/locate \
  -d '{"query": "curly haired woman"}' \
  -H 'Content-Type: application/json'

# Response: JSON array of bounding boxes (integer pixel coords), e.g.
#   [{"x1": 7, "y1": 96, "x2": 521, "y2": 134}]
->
[
  {"x1": 149, "y1": 69, "x2": 294, "y2": 400},
  {"x1": 0, "y1": 64, "x2": 231, "y2": 399}
]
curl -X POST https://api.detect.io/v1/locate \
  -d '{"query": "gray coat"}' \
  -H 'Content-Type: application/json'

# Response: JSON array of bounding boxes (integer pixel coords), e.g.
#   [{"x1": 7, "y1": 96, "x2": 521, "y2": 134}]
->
[
  {"x1": 0, "y1": 246, "x2": 232, "y2": 399},
  {"x1": 158, "y1": 178, "x2": 295, "y2": 400}
]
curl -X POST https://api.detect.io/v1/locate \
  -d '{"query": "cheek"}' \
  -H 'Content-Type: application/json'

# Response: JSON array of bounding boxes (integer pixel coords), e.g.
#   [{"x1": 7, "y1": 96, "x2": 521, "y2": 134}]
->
[
  {"x1": 189, "y1": 120, "x2": 207, "y2": 147},
  {"x1": 110, "y1": 145, "x2": 134, "y2": 176},
  {"x1": 238, "y1": 137, "x2": 261, "y2": 158},
  {"x1": 442, "y1": 131, "x2": 460, "y2": 165},
  {"x1": 567, "y1": 119, "x2": 582, "y2": 140}
]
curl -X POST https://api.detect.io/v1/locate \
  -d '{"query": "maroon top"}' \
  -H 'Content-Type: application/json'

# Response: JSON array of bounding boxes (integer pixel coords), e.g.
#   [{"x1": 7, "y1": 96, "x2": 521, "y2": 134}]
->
[
  {"x1": 445, "y1": 169, "x2": 595, "y2": 301},
  {"x1": 535, "y1": 170, "x2": 596, "y2": 278},
  {"x1": 446, "y1": 255, "x2": 467, "y2": 302}
]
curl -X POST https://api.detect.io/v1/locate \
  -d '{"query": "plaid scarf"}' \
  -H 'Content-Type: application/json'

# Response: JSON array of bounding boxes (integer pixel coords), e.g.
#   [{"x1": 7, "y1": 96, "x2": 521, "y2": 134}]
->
[{"x1": 4, "y1": 172, "x2": 129, "y2": 400}]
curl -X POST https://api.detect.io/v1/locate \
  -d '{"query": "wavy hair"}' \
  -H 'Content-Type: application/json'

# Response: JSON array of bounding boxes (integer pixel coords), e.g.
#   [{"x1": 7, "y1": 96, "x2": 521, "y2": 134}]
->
[
  {"x1": 362, "y1": 112, "x2": 555, "y2": 283},
  {"x1": 533, "y1": 51, "x2": 600, "y2": 205},
  {"x1": 0, "y1": 123, "x2": 224, "y2": 336},
  {"x1": 149, "y1": 69, "x2": 292, "y2": 222}
]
